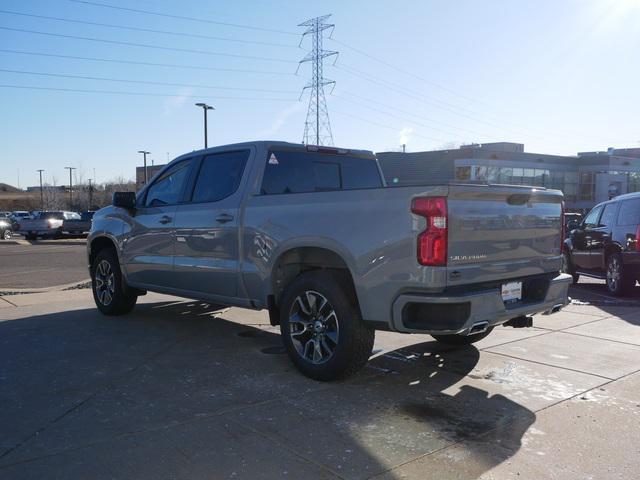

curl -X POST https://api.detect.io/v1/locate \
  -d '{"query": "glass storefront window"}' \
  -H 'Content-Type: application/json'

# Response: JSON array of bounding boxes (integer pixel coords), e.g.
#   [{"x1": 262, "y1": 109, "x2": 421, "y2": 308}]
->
[{"x1": 455, "y1": 166, "x2": 471, "y2": 181}]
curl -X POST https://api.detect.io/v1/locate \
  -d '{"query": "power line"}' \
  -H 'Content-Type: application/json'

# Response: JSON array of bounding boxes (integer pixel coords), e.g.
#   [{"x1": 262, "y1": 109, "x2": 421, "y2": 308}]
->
[
  {"x1": 331, "y1": 109, "x2": 447, "y2": 144},
  {"x1": 328, "y1": 37, "x2": 480, "y2": 104},
  {"x1": 0, "y1": 84, "x2": 296, "y2": 101},
  {"x1": 332, "y1": 51, "x2": 617, "y2": 145},
  {"x1": 69, "y1": 0, "x2": 299, "y2": 36},
  {"x1": 0, "y1": 9, "x2": 300, "y2": 48},
  {"x1": 336, "y1": 63, "x2": 503, "y2": 123},
  {"x1": 0, "y1": 68, "x2": 299, "y2": 93},
  {"x1": 332, "y1": 93, "x2": 489, "y2": 139},
  {"x1": 0, "y1": 26, "x2": 297, "y2": 63},
  {"x1": 0, "y1": 49, "x2": 293, "y2": 75},
  {"x1": 333, "y1": 62, "x2": 528, "y2": 136}
]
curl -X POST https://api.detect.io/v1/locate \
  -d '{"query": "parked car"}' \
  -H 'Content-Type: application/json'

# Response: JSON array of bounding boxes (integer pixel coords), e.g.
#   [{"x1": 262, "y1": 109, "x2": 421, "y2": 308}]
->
[
  {"x1": 0, "y1": 216, "x2": 12, "y2": 240},
  {"x1": 563, "y1": 192, "x2": 640, "y2": 295},
  {"x1": 62, "y1": 211, "x2": 94, "y2": 236},
  {"x1": 16, "y1": 211, "x2": 81, "y2": 240},
  {"x1": 9, "y1": 211, "x2": 31, "y2": 229},
  {"x1": 88, "y1": 141, "x2": 570, "y2": 380}
]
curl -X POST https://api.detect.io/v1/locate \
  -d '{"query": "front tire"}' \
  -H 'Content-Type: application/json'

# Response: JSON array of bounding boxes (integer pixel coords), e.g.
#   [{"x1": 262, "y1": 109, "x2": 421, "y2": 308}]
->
[
  {"x1": 432, "y1": 327, "x2": 494, "y2": 346},
  {"x1": 91, "y1": 248, "x2": 138, "y2": 315},
  {"x1": 279, "y1": 271, "x2": 375, "y2": 381},
  {"x1": 606, "y1": 253, "x2": 635, "y2": 296},
  {"x1": 0, "y1": 229, "x2": 11, "y2": 240}
]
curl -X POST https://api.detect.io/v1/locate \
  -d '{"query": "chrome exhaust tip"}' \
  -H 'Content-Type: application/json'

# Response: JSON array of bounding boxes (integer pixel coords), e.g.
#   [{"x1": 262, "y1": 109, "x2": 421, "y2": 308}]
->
[
  {"x1": 468, "y1": 321, "x2": 489, "y2": 335},
  {"x1": 543, "y1": 303, "x2": 564, "y2": 315}
]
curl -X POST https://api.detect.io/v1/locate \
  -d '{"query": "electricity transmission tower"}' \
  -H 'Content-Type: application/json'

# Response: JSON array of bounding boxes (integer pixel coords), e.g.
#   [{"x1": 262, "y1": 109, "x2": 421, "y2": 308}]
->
[{"x1": 297, "y1": 15, "x2": 338, "y2": 146}]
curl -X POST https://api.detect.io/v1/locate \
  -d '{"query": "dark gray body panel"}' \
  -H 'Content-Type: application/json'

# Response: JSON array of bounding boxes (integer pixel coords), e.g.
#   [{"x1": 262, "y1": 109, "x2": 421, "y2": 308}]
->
[{"x1": 89, "y1": 141, "x2": 569, "y2": 332}]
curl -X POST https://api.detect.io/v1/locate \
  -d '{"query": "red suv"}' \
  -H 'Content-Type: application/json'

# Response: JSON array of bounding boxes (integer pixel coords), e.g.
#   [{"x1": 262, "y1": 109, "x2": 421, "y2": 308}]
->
[{"x1": 563, "y1": 192, "x2": 640, "y2": 296}]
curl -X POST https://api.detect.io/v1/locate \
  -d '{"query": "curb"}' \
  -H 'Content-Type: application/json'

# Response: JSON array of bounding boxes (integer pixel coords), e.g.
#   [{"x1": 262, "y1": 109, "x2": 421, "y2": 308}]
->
[{"x1": 0, "y1": 278, "x2": 92, "y2": 296}]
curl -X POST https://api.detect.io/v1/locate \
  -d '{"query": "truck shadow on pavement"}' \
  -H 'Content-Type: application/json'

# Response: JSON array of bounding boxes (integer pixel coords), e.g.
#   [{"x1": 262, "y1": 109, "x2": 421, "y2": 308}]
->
[{"x1": 0, "y1": 300, "x2": 535, "y2": 479}]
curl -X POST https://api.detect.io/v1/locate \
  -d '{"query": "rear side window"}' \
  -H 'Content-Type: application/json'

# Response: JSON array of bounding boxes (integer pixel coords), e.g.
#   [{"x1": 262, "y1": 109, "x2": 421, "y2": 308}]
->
[
  {"x1": 599, "y1": 203, "x2": 618, "y2": 228},
  {"x1": 260, "y1": 150, "x2": 382, "y2": 195},
  {"x1": 191, "y1": 150, "x2": 249, "y2": 203},
  {"x1": 617, "y1": 198, "x2": 640, "y2": 226},
  {"x1": 145, "y1": 160, "x2": 192, "y2": 207}
]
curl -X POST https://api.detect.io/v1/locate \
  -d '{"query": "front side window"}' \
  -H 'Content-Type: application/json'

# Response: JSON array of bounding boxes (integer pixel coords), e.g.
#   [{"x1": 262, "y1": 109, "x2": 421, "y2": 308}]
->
[
  {"x1": 599, "y1": 203, "x2": 618, "y2": 228},
  {"x1": 260, "y1": 150, "x2": 382, "y2": 194},
  {"x1": 191, "y1": 150, "x2": 249, "y2": 203},
  {"x1": 145, "y1": 160, "x2": 192, "y2": 207},
  {"x1": 583, "y1": 205, "x2": 603, "y2": 229}
]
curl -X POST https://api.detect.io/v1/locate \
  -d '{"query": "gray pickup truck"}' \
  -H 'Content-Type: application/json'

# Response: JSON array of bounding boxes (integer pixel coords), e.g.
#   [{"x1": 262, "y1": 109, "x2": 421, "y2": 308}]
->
[{"x1": 88, "y1": 141, "x2": 570, "y2": 380}]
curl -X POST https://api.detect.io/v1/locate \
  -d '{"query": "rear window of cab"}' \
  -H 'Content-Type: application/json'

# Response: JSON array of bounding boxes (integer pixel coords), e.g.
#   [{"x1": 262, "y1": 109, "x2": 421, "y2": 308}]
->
[{"x1": 260, "y1": 150, "x2": 382, "y2": 195}]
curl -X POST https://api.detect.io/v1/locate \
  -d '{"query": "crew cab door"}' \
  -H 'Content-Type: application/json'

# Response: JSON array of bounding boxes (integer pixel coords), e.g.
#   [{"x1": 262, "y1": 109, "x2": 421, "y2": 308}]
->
[
  {"x1": 172, "y1": 149, "x2": 250, "y2": 298},
  {"x1": 122, "y1": 158, "x2": 194, "y2": 287},
  {"x1": 570, "y1": 204, "x2": 603, "y2": 271},
  {"x1": 590, "y1": 202, "x2": 618, "y2": 273}
]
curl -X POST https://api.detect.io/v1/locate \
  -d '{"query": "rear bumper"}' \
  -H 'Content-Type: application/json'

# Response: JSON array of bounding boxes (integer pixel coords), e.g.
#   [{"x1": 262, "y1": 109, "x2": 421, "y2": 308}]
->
[{"x1": 390, "y1": 273, "x2": 572, "y2": 334}]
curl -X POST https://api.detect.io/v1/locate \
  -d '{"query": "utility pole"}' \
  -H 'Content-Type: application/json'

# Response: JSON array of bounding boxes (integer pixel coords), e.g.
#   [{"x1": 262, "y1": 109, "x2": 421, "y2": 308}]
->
[
  {"x1": 402, "y1": 144, "x2": 406, "y2": 153},
  {"x1": 64, "y1": 166, "x2": 76, "y2": 210},
  {"x1": 138, "y1": 151, "x2": 150, "y2": 186},
  {"x1": 36, "y1": 169, "x2": 44, "y2": 210},
  {"x1": 195, "y1": 103, "x2": 214, "y2": 148},
  {"x1": 298, "y1": 15, "x2": 338, "y2": 146}
]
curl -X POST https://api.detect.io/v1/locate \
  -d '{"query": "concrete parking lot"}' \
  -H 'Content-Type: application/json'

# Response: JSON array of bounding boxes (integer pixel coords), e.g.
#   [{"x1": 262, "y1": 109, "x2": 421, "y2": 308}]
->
[{"x1": 1, "y1": 271, "x2": 639, "y2": 479}]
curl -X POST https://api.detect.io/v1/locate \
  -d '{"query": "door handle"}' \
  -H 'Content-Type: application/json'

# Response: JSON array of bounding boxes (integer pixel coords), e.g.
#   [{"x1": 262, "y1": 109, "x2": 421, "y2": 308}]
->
[
  {"x1": 159, "y1": 215, "x2": 172, "y2": 225},
  {"x1": 215, "y1": 213, "x2": 234, "y2": 224}
]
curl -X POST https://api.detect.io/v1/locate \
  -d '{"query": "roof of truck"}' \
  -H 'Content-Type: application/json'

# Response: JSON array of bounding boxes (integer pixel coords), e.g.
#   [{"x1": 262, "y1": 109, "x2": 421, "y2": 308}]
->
[{"x1": 174, "y1": 141, "x2": 375, "y2": 162}]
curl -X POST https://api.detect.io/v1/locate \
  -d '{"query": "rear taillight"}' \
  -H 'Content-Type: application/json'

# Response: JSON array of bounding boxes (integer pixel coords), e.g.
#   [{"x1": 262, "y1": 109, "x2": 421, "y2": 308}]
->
[
  {"x1": 411, "y1": 196, "x2": 448, "y2": 266},
  {"x1": 636, "y1": 225, "x2": 640, "y2": 252}
]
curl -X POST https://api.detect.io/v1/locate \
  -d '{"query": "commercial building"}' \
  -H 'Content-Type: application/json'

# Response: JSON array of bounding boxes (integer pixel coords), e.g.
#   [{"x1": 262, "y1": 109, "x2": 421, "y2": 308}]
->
[{"x1": 377, "y1": 142, "x2": 640, "y2": 211}]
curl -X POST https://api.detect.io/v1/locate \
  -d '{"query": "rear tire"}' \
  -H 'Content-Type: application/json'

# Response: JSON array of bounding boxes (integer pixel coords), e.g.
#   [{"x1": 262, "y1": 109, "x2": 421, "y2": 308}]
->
[
  {"x1": 606, "y1": 253, "x2": 635, "y2": 297},
  {"x1": 432, "y1": 327, "x2": 494, "y2": 346},
  {"x1": 91, "y1": 248, "x2": 138, "y2": 315},
  {"x1": 25, "y1": 234, "x2": 36, "y2": 241},
  {"x1": 279, "y1": 270, "x2": 375, "y2": 381},
  {"x1": 562, "y1": 252, "x2": 580, "y2": 284}
]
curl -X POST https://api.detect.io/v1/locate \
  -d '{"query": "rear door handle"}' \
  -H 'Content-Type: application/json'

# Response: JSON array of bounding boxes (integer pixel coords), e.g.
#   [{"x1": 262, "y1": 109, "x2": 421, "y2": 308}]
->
[
  {"x1": 159, "y1": 215, "x2": 172, "y2": 225},
  {"x1": 215, "y1": 213, "x2": 234, "y2": 224}
]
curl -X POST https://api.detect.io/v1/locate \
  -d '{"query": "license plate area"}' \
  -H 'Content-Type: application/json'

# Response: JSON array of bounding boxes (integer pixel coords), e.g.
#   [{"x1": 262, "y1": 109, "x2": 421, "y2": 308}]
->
[{"x1": 501, "y1": 281, "x2": 522, "y2": 303}]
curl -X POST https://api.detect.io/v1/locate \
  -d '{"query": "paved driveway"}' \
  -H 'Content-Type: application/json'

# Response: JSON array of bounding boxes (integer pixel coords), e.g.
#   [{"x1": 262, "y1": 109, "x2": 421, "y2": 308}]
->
[{"x1": 0, "y1": 290, "x2": 639, "y2": 479}]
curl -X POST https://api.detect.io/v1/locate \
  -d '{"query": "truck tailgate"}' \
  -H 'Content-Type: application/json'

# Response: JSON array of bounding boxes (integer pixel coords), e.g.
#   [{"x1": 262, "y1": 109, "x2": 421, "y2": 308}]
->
[{"x1": 446, "y1": 184, "x2": 563, "y2": 286}]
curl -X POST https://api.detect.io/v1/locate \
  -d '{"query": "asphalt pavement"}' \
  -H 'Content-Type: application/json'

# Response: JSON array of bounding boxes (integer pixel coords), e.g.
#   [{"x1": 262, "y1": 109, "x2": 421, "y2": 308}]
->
[
  {"x1": 0, "y1": 240, "x2": 88, "y2": 289},
  {"x1": 0, "y1": 280, "x2": 639, "y2": 478}
]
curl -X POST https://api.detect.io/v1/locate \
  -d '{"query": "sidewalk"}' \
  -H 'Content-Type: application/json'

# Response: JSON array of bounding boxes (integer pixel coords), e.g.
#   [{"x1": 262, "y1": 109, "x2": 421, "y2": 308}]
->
[{"x1": 1, "y1": 289, "x2": 639, "y2": 479}]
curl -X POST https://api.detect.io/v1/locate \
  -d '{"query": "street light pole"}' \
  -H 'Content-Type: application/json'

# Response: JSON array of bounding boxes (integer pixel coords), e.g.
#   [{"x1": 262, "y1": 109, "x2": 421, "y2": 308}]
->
[
  {"x1": 195, "y1": 103, "x2": 215, "y2": 148},
  {"x1": 36, "y1": 169, "x2": 44, "y2": 210},
  {"x1": 138, "y1": 150, "x2": 150, "y2": 186},
  {"x1": 64, "y1": 166, "x2": 76, "y2": 210}
]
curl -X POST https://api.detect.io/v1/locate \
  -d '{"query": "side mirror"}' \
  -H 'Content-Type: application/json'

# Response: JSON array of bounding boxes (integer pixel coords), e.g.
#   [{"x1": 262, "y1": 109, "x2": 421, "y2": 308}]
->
[
  {"x1": 112, "y1": 191, "x2": 136, "y2": 210},
  {"x1": 567, "y1": 220, "x2": 579, "y2": 231}
]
